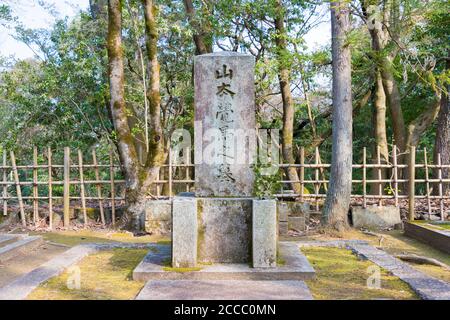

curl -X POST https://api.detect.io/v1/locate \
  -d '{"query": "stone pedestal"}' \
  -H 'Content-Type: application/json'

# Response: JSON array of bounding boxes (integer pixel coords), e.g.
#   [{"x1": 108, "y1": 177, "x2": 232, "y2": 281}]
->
[
  {"x1": 172, "y1": 197, "x2": 198, "y2": 268},
  {"x1": 253, "y1": 200, "x2": 277, "y2": 267},
  {"x1": 197, "y1": 198, "x2": 252, "y2": 263}
]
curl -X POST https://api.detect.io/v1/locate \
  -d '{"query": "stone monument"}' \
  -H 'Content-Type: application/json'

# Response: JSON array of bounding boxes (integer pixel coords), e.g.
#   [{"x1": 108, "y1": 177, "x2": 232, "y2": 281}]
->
[{"x1": 171, "y1": 52, "x2": 277, "y2": 268}]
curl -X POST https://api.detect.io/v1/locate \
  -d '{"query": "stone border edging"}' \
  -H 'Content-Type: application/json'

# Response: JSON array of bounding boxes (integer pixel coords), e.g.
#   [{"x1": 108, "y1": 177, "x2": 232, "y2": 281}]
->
[
  {"x1": 297, "y1": 240, "x2": 450, "y2": 300},
  {"x1": 0, "y1": 242, "x2": 161, "y2": 300}
]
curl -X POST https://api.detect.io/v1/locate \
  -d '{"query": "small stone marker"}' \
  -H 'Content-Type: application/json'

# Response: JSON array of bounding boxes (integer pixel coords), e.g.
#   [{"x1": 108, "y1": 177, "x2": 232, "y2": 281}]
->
[
  {"x1": 172, "y1": 197, "x2": 198, "y2": 268},
  {"x1": 253, "y1": 200, "x2": 277, "y2": 268},
  {"x1": 194, "y1": 52, "x2": 256, "y2": 197}
]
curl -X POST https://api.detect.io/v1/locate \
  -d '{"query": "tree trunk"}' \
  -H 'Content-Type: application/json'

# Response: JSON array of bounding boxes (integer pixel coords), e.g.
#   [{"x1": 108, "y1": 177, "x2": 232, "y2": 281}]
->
[
  {"x1": 274, "y1": 0, "x2": 302, "y2": 196},
  {"x1": 183, "y1": 0, "x2": 211, "y2": 55},
  {"x1": 371, "y1": 71, "x2": 389, "y2": 194},
  {"x1": 434, "y1": 79, "x2": 450, "y2": 195},
  {"x1": 322, "y1": 1, "x2": 352, "y2": 232},
  {"x1": 107, "y1": 0, "x2": 142, "y2": 229}
]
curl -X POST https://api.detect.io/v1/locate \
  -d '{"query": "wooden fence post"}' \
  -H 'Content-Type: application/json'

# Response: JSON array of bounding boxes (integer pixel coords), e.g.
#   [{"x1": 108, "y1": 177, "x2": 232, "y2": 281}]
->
[
  {"x1": 63, "y1": 147, "x2": 71, "y2": 227},
  {"x1": 109, "y1": 148, "x2": 116, "y2": 227},
  {"x1": 363, "y1": 147, "x2": 367, "y2": 208},
  {"x1": 168, "y1": 149, "x2": 173, "y2": 197},
  {"x1": 78, "y1": 149, "x2": 87, "y2": 227},
  {"x1": 437, "y1": 153, "x2": 444, "y2": 221},
  {"x1": 10, "y1": 151, "x2": 26, "y2": 227},
  {"x1": 424, "y1": 148, "x2": 432, "y2": 219},
  {"x1": 392, "y1": 145, "x2": 399, "y2": 207},
  {"x1": 408, "y1": 146, "x2": 415, "y2": 221},
  {"x1": 2, "y1": 151, "x2": 7, "y2": 216},
  {"x1": 299, "y1": 147, "x2": 305, "y2": 202},
  {"x1": 33, "y1": 146, "x2": 38, "y2": 224},
  {"x1": 92, "y1": 149, "x2": 105, "y2": 226},
  {"x1": 48, "y1": 147, "x2": 53, "y2": 229}
]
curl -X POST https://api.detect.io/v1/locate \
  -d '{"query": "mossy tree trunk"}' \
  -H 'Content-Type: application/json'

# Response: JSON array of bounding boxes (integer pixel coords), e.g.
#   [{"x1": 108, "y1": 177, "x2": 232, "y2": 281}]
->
[
  {"x1": 322, "y1": 1, "x2": 352, "y2": 232},
  {"x1": 274, "y1": 0, "x2": 302, "y2": 196},
  {"x1": 433, "y1": 56, "x2": 450, "y2": 195},
  {"x1": 106, "y1": 0, "x2": 166, "y2": 231}
]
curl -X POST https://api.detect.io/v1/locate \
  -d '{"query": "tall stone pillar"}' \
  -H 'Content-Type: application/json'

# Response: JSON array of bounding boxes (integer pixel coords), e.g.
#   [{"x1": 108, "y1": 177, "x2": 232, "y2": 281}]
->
[{"x1": 194, "y1": 52, "x2": 256, "y2": 197}]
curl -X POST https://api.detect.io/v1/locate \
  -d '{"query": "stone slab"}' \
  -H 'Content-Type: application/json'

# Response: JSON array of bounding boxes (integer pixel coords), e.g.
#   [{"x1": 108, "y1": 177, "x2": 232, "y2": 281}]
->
[
  {"x1": 352, "y1": 205, "x2": 401, "y2": 229},
  {"x1": 297, "y1": 240, "x2": 450, "y2": 301},
  {"x1": 136, "y1": 280, "x2": 313, "y2": 300},
  {"x1": 133, "y1": 242, "x2": 315, "y2": 281},
  {"x1": 197, "y1": 198, "x2": 252, "y2": 263},
  {"x1": 253, "y1": 200, "x2": 277, "y2": 268},
  {"x1": 172, "y1": 197, "x2": 198, "y2": 268},
  {"x1": 194, "y1": 52, "x2": 256, "y2": 197},
  {"x1": 0, "y1": 242, "x2": 161, "y2": 300},
  {"x1": 404, "y1": 222, "x2": 450, "y2": 254},
  {"x1": 0, "y1": 244, "x2": 96, "y2": 300},
  {"x1": 0, "y1": 236, "x2": 43, "y2": 262},
  {"x1": 278, "y1": 202, "x2": 310, "y2": 221},
  {"x1": 0, "y1": 234, "x2": 19, "y2": 246},
  {"x1": 288, "y1": 216, "x2": 305, "y2": 232},
  {"x1": 279, "y1": 222, "x2": 288, "y2": 236},
  {"x1": 348, "y1": 243, "x2": 450, "y2": 300}
]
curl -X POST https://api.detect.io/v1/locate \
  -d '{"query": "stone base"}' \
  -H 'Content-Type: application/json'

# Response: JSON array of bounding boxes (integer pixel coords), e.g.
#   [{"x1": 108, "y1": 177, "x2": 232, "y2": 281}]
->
[
  {"x1": 136, "y1": 280, "x2": 313, "y2": 300},
  {"x1": 133, "y1": 242, "x2": 315, "y2": 281},
  {"x1": 352, "y1": 205, "x2": 401, "y2": 229},
  {"x1": 197, "y1": 198, "x2": 252, "y2": 263},
  {"x1": 144, "y1": 200, "x2": 172, "y2": 235}
]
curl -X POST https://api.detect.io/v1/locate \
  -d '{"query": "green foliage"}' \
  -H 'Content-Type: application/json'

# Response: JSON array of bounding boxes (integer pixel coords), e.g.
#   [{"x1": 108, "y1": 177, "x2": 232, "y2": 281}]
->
[{"x1": 253, "y1": 163, "x2": 281, "y2": 199}]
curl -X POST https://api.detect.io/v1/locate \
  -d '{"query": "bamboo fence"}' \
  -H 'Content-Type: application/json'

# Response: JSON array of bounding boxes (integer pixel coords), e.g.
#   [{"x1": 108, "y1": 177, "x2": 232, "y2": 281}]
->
[{"x1": 0, "y1": 144, "x2": 448, "y2": 228}]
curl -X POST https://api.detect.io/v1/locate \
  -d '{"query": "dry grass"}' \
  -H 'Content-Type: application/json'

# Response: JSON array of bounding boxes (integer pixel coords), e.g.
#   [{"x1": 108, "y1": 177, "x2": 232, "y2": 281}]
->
[
  {"x1": 303, "y1": 247, "x2": 418, "y2": 300},
  {"x1": 27, "y1": 248, "x2": 148, "y2": 300}
]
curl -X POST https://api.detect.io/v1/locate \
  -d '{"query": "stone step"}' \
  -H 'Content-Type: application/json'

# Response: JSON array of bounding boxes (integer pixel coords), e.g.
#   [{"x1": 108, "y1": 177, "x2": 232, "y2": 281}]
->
[
  {"x1": 0, "y1": 234, "x2": 19, "y2": 247},
  {"x1": 135, "y1": 280, "x2": 313, "y2": 300},
  {"x1": 0, "y1": 235, "x2": 44, "y2": 263},
  {"x1": 133, "y1": 242, "x2": 315, "y2": 282}
]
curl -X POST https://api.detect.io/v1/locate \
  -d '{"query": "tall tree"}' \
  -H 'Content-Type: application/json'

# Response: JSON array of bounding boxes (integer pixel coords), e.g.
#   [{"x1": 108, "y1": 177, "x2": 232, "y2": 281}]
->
[
  {"x1": 434, "y1": 56, "x2": 450, "y2": 195},
  {"x1": 106, "y1": 0, "x2": 166, "y2": 230},
  {"x1": 322, "y1": 1, "x2": 352, "y2": 232},
  {"x1": 274, "y1": 0, "x2": 302, "y2": 195}
]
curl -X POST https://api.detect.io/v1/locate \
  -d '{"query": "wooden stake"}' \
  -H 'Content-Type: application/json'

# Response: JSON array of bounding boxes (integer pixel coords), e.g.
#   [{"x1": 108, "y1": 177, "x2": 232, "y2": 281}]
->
[
  {"x1": 33, "y1": 146, "x2": 38, "y2": 224},
  {"x1": 63, "y1": 147, "x2": 70, "y2": 227},
  {"x1": 315, "y1": 147, "x2": 320, "y2": 211},
  {"x1": 168, "y1": 149, "x2": 173, "y2": 197},
  {"x1": 48, "y1": 147, "x2": 53, "y2": 229},
  {"x1": 408, "y1": 146, "x2": 415, "y2": 221},
  {"x1": 10, "y1": 151, "x2": 26, "y2": 227},
  {"x1": 363, "y1": 147, "x2": 367, "y2": 208},
  {"x1": 392, "y1": 145, "x2": 399, "y2": 207},
  {"x1": 185, "y1": 148, "x2": 190, "y2": 192},
  {"x1": 109, "y1": 148, "x2": 116, "y2": 227},
  {"x1": 78, "y1": 150, "x2": 87, "y2": 227},
  {"x1": 300, "y1": 147, "x2": 305, "y2": 202},
  {"x1": 2, "y1": 151, "x2": 7, "y2": 216},
  {"x1": 377, "y1": 146, "x2": 382, "y2": 206},
  {"x1": 424, "y1": 148, "x2": 432, "y2": 219},
  {"x1": 437, "y1": 153, "x2": 444, "y2": 221},
  {"x1": 92, "y1": 149, "x2": 105, "y2": 226}
]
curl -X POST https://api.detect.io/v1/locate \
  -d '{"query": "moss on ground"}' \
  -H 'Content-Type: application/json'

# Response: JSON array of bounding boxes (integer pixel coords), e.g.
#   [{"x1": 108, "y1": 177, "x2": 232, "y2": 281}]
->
[
  {"x1": 31, "y1": 230, "x2": 170, "y2": 247},
  {"x1": 295, "y1": 228, "x2": 450, "y2": 283},
  {"x1": 162, "y1": 266, "x2": 203, "y2": 272},
  {"x1": 303, "y1": 247, "x2": 418, "y2": 300},
  {"x1": 27, "y1": 248, "x2": 148, "y2": 300}
]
